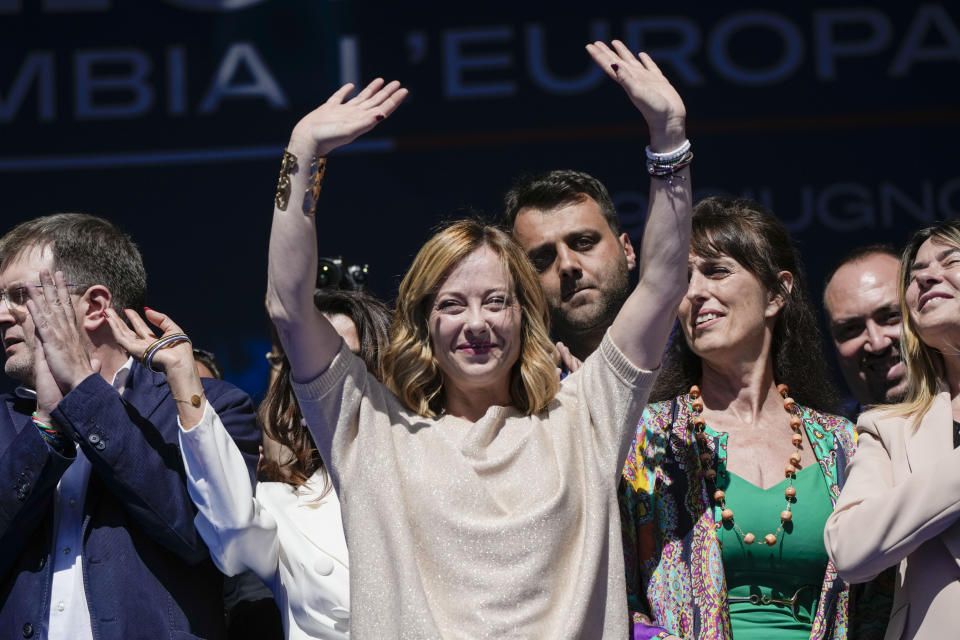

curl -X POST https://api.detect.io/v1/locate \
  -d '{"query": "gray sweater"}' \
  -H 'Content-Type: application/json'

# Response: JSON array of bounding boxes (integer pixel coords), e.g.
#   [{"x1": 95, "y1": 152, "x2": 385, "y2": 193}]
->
[{"x1": 293, "y1": 332, "x2": 656, "y2": 639}]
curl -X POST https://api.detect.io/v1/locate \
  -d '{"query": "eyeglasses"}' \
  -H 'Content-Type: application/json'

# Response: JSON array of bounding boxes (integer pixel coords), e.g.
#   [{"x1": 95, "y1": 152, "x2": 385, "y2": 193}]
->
[{"x1": 0, "y1": 284, "x2": 81, "y2": 312}]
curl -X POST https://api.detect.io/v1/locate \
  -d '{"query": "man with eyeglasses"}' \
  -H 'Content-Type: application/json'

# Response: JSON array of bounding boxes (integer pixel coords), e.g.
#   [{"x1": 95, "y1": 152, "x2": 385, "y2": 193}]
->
[{"x1": 0, "y1": 213, "x2": 260, "y2": 640}]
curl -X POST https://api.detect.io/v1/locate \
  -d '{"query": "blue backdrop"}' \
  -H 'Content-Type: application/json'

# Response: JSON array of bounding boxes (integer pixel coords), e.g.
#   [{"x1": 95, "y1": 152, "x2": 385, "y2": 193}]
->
[{"x1": 2, "y1": 0, "x2": 958, "y2": 398}]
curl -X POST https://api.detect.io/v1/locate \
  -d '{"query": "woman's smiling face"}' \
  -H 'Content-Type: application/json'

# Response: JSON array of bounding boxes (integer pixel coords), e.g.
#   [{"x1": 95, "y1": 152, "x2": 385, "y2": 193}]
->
[
  {"x1": 428, "y1": 246, "x2": 522, "y2": 397},
  {"x1": 678, "y1": 252, "x2": 784, "y2": 363},
  {"x1": 905, "y1": 236, "x2": 960, "y2": 352}
]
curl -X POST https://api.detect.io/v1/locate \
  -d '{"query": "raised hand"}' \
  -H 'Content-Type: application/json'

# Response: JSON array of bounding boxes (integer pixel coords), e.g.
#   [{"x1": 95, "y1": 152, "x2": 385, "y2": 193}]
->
[
  {"x1": 25, "y1": 270, "x2": 99, "y2": 398},
  {"x1": 105, "y1": 307, "x2": 208, "y2": 427},
  {"x1": 586, "y1": 40, "x2": 686, "y2": 151},
  {"x1": 103, "y1": 307, "x2": 195, "y2": 376},
  {"x1": 288, "y1": 78, "x2": 408, "y2": 158}
]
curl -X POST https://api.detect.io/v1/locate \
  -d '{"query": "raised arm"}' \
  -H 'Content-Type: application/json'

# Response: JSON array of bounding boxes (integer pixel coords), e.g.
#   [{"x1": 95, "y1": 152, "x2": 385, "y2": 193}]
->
[
  {"x1": 267, "y1": 80, "x2": 407, "y2": 383},
  {"x1": 585, "y1": 41, "x2": 692, "y2": 371}
]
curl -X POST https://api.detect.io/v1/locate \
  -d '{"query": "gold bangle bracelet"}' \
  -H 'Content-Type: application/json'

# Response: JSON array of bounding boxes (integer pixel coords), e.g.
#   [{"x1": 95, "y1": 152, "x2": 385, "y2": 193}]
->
[
  {"x1": 274, "y1": 150, "x2": 298, "y2": 211},
  {"x1": 302, "y1": 156, "x2": 327, "y2": 216}
]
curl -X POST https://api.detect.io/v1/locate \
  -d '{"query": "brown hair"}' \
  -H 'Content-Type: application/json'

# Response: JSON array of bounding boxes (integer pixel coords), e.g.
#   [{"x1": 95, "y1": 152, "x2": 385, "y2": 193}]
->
[
  {"x1": 259, "y1": 289, "x2": 392, "y2": 488},
  {"x1": 382, "y1": 219, "x2": 559, "y2": 418},
  {"x1": 882, "y1": 219, "x2": 960, "y2": 427},
  {"x1": 651, "y1": 196, "x2": 839, "y2": 413},
  {"x1": 0, "y1": 213, "x2": 146, "y2": 312},
  {"x1": 502, "y1": 169, "x2": 621, "y2": 235}
]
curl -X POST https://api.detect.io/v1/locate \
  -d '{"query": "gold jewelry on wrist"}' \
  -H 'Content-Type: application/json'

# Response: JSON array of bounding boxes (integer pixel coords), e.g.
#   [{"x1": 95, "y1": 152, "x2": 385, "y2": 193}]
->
[
  {"x1": 140, "y1": 337, "x2": 167, "y2": 368},
  {"x1": 275, "y1": 150, "x2": 298, "y2": 211},
  {"x1": 302, "y1": 156, "x2": 327, "y2": 217},
  {"x1": 173, "y1": 389, "x2": 205, "y2": 408},
  {"x1": 141, "y1": 333, "x2": 191, "y2": 372}
]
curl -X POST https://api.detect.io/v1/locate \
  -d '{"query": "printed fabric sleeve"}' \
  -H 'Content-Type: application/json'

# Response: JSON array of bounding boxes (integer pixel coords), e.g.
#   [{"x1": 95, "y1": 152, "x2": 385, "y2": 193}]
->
[
  {"x1": 620, "y1": 404, "x2": 672, "y2": 640},
  {"x1": 179, "y1": 401, "x2": 279, "y2": 584}
]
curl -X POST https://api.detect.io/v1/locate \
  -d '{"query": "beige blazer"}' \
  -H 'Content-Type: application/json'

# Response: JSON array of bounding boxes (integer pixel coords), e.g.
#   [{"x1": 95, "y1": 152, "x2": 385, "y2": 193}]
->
[{"x1": 825, "y1": 390, "x2": 960, "y2": 640}]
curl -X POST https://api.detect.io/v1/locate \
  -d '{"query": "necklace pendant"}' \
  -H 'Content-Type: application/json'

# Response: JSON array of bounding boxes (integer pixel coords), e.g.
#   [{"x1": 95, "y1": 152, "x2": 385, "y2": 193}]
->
[{"x1": 764, "y1": 533, "x2": 778, "y2": 546}]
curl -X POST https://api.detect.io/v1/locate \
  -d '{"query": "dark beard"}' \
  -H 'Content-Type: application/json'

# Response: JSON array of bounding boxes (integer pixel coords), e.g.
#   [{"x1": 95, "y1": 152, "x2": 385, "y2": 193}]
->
[{"x1": 551, "y1": 274, "x2": 631, "y2": 341}]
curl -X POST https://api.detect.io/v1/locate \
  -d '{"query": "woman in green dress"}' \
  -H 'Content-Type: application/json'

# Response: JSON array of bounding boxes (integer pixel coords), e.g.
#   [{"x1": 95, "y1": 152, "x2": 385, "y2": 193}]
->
[{"x1": 620, "y1": 197, "x2": 857, "y2": 640}]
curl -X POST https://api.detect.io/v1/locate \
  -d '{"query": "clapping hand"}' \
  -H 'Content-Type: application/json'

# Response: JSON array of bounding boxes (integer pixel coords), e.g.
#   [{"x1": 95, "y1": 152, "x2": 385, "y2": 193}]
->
[{"x1": 25, "y1": 270, "x2": 100, "y2": 423}]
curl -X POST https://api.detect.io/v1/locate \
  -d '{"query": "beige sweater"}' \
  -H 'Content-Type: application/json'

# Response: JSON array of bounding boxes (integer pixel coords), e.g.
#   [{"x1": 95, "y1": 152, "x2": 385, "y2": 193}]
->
[{"x1": 293, "y1": 333, "x2": 656, "y2": 639}]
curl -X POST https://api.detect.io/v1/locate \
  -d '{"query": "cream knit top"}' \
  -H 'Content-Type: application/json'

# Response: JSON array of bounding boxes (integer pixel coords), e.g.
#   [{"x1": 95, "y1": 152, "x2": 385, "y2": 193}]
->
[{"x1": 292, "y1": 332, "x2": 656, "y2": 639}]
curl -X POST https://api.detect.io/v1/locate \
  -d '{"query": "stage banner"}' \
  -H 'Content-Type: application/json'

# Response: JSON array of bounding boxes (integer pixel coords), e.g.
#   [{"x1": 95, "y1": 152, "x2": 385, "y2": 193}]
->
[{"x1": 2, "y1": 1, "x2": 957, "y2": 395}]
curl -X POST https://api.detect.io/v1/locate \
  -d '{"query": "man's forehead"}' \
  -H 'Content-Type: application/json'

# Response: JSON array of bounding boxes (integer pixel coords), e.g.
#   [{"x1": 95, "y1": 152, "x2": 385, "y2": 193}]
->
[
  {"x1": 0, "y1": 243, "x2": 54, "y2": 282},
  {"x1": 831, "y1": 255, "x2": 899, "y2": 292},
  {"x1": 826, "y1": 256, "x2": 900, "y2": 318},
  {"x1": 513, "y1": 197, "x2": 612, "y2": 244}
]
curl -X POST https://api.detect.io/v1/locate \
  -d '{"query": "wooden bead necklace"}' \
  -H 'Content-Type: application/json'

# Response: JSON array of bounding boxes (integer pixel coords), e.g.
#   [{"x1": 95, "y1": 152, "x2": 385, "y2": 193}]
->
[{"x1": 689, "y1": 383, "x2": 803, "y2": 546}]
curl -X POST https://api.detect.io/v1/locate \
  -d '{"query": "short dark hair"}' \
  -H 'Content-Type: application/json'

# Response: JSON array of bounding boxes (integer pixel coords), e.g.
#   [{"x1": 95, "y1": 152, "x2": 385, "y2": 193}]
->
[
  {"x1": 651, "y1": 196, "x2": 840, "y2": 414},
  {"x1": 823, "y1": 243, "x2": 899, "y2": 293},
  {"x1": 192, "y1": 348, "x2": 224, "y2": 380},
  {"x1": 502, "y1": 169, "x2": 620, "y2": 235},
  {"x1": 0, "y1": 213, "x2": 146, "y2": 312}
]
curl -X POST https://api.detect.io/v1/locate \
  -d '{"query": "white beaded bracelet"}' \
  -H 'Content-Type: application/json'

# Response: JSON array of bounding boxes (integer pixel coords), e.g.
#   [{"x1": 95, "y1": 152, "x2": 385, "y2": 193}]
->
[{"x1": 645, "y1": 139, "x2": 691, "y2": 163}]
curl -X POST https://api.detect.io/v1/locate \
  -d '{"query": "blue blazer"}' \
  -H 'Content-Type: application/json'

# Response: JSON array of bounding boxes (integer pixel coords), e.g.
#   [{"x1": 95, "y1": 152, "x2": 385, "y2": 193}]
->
[{"x1": 0, "y1": 363, "x2": 260, "y2": 640}]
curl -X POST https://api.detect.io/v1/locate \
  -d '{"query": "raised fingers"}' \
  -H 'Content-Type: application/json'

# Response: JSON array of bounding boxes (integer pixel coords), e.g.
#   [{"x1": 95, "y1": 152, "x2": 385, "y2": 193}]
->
[
  {"x1": 53, "y1": 271, "x2": 80, "y2": 327},
  {"x1": 364, "y1": 80, "x2": 404, "y2": 108},
  {"x1": 24, "y1": 296, "x2": 60, "y2": 350},
  {"x1": 143, "y1": 308, "x2": 185, "y2": 336},
  {"x1": 637, "y1": 51, "x2": 664, "y2": 76},
  {"x1": 38, "y1": 269, "x2": 61, "y2": 311},
  {"x1": 611, "y1": 40, "x2": 642, "y2": 68},
  {"x1": 586, "y1": 42, "x2": 621, "y2": 81},
  {"x1": 103, "y1": 308, "x2": 140, "y2": 352},
  {"x1": 327, "y1": 82, "x2": 356, "y2": 105},
  {"x1": 350, "y1": 77, "x2": 386, "y2": 103},
  {"x1": 124, "y1": 308, "x2": 158, "y2": 341},
  {"x1": 373, "y1": 86, "x2": 409, "y2": 120}
]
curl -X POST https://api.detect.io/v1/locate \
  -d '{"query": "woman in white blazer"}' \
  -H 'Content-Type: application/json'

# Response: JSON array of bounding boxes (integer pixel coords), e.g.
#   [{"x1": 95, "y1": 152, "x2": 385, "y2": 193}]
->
[
  {"x1": 825, "y1": 219, "x2": 960, "y2": 640},
  {"x1": 107, "y1": 289, "x2": 391, "y2": 640}
]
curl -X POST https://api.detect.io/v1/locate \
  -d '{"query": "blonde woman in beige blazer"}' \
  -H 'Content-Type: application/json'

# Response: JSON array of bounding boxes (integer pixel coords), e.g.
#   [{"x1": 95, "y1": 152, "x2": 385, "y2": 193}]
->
[{"x1": 825, "y1": 219, "x2": 960, "y2": 640}]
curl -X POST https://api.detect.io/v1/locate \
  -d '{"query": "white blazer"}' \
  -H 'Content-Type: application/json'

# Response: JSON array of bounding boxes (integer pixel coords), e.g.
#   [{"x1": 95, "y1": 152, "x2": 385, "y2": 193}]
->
[{"x1": 179, "y1": 403, "x2": 350, "y2": 639}]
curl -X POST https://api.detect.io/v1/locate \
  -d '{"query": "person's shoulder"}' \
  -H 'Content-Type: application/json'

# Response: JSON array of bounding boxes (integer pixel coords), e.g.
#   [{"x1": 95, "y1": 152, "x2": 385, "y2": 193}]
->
[
  {"x1": 857, "y1": 404, "x2": 912, "y2": 435},
  {"x1": 199, "y1": 375, "x2": 247, "y2": 396},
  {"x1": 197, "y1": 376, "x2": 252, "y2": 405}
]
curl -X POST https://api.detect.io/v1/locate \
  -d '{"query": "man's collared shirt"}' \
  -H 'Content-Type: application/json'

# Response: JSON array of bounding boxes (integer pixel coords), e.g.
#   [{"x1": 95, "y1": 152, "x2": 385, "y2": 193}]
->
[{"x1": 21, "y1": 359, "x2": 134, "y2": 640}]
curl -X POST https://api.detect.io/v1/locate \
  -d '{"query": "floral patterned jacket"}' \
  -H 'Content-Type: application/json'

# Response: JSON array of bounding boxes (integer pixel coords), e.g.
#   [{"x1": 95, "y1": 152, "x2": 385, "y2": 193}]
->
[{"x1": 620, "y1": 394, "x2": 857, "y2": 640}]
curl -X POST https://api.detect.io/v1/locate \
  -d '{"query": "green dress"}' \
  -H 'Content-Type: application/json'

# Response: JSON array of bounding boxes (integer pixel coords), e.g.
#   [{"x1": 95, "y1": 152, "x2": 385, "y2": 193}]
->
[{"x1": 717, "y1": 461, "x2": 832, "y2": 639}]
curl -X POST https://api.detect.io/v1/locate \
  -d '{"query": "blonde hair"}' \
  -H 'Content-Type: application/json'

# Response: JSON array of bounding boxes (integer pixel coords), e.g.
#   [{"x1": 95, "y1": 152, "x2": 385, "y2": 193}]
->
[
  {"x1": 882, "y1": 219, "x2": 960, "y2": 427},
  {"x1": 383, "y1": 219, "x2": 559, "y2": 418}
]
